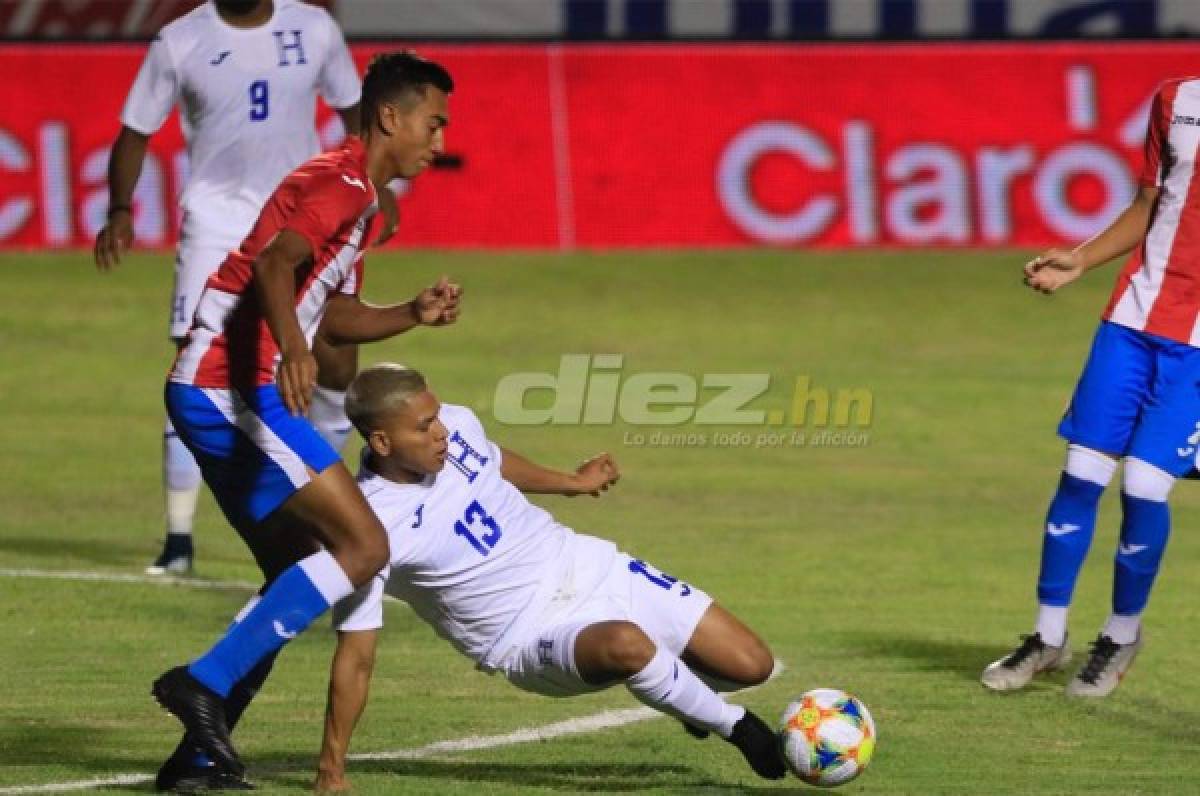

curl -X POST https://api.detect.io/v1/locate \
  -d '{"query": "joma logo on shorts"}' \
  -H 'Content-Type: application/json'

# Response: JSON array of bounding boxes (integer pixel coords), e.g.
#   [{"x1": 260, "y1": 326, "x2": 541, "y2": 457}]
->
[{"x1": 1172, "y1": 114, "x2": 1200, "y2": 127}]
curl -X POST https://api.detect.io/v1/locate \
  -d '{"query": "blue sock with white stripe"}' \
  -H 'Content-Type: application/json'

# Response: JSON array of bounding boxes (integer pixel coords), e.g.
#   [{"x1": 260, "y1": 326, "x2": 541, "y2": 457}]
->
[
  {"x1": 1112, "y1": 492, "x2": 1169, "y2": 616},
  {"x1": 1034, "y1": 446, "x2": 1116, "y2": 646},
  {"x1": 1036, "y1": 473, "x2": 1106, "y2": 607},
  {"x1": 1109, "y1": 459, "x2": 1174, "y2": 634},
  {"x1": 188, "y1": 551, "x2": 353, "y2": 697}
]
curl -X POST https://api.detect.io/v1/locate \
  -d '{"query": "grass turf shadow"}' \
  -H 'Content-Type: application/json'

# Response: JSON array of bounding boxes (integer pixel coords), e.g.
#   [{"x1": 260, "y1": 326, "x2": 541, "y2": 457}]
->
[
  {"x1": 839, "y1": 630, "x2": 1075, "y2": 688},
  {"x1": 251, "y1": 758, "x2": 815, "y2": 793}
]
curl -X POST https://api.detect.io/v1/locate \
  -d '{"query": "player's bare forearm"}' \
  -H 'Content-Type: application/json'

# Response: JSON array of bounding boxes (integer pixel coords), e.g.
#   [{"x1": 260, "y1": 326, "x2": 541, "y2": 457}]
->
[
  {"x1": 107, "y1": 126, "x2": 149, "y2": 210},
  {"x1": 254, "y1": 229, "x2": 317, "y2": 413},
  {"x1": 94, "y1": 126, "x2": 149, "y2": 269},
  {"x1": 253, "y1": 233, "x2": 312, "y2": 357},
  {"x1": 319, "y1": 295, "x2": 422, "y2": 345},
  {"x1": 500, "y1": 447, "x2": 577, "y2": 494},
  {"x1": 316, "y1": 629, "x2": 378, "y2": 793},
  {"x1": 1074, "y1": 184, "x2": 1159, "y2": 271},
  {"x1": 501, "y1": 448, "x2": 621, "y2": 497},
  {"x1": 320, "y1": 277, "x2": 462, "y2": 345}
]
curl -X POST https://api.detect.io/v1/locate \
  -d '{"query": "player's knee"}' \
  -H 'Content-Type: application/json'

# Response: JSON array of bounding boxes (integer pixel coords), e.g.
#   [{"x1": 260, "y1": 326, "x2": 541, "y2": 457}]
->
[
  {"x1": 338, "y1": 531, "x2": 389, "y2": 585},
  {"x1": 1123, "y1": 457, "x2": 1175, "y2": 502},
  {"x1": 602, "y1": 622, "x2": 657, "y2": 677},
  {"x1": 727, "y1": 638, "x2": 775, "y2": 686}
]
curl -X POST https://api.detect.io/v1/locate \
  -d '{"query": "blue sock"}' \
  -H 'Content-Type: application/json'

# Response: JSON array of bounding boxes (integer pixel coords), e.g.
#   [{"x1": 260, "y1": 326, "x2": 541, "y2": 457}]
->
[
  {"x1": 1036, "y1": 473, "x2": 1105, "y2": 606},
  {"x1": 188, "y1": 558, "x2": 346, "y2": 697},
  {"x1": 1112, "y1": 491, "x2": 1170, "y2": 615}
]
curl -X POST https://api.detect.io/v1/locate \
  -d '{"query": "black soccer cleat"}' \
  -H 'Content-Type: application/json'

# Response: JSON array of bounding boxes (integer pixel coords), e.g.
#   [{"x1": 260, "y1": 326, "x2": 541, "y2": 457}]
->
[
  {"x1": 155, "y1": 734, "x2": 208, "y2": 791},
  {"x1": 155, "y1": 734, "x2": 255, "y2": 793},
  {"x1": 681, "y1": 720, "x2": 710, "y2": 740},
  {"x1": 725, "y1": 711, "x2": 787, "y2": 780},
  {"x1": 152, "y1": 667, "x2": 244, "y2": 778}
]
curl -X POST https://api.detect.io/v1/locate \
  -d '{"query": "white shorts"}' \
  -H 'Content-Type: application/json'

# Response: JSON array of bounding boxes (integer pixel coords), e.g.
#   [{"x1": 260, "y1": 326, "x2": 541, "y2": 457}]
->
[
  {"x1": 499, "y1": 552, "x2": 712, "y2": 698},
  {"x1": 169, "y1": 231, "x2": 240, "y2": 340}
]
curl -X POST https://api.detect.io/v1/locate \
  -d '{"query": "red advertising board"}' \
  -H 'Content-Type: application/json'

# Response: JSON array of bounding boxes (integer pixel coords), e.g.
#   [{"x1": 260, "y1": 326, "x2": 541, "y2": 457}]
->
[{"x1": 0, "y1": 42, "x2": 1197, "y2": 250}]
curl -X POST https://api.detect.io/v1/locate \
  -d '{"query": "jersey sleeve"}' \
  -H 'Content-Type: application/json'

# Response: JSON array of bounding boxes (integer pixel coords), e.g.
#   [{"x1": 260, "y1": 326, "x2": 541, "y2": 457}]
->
[
  {"x1": 120, "y1": 35, "x2": 180, "y2": 135},
  {"x1": 317, "y1": 14, "x2": 361, "y2": 110},
  {"x1": 332, "y1": 567, "x2": 388, "y2": 632},
  {"x1": 1140, "y1": 82, "x2": 1175, "y2": 187},
  {"x1": 283, "y1": 169, "x2": 369, "y2": 259}
]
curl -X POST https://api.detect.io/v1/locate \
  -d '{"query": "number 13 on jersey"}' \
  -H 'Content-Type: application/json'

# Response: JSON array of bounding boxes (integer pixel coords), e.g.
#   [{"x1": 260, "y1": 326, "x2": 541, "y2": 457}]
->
[{"x1": 454, "y1": 500, "x2": 503, "y2": 556}]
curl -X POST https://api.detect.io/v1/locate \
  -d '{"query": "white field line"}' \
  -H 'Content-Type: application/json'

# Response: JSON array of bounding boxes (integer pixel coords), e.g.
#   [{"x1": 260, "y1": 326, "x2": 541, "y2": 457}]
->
[
  {"x1": 0, "y1": 708, "x2": 662, "y2": 795},
  {"x1": 0, "y1": 566, "x2": 787, "y2": 794},
  {"x1": 0, "y1": 567, "x2": 259, "y2": 592}
]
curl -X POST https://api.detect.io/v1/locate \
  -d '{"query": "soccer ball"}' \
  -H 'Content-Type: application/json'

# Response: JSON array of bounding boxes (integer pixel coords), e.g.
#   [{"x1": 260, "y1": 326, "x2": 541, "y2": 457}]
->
[{"x1": 778, "y1": 689, "x2": 876, "y2": 786}]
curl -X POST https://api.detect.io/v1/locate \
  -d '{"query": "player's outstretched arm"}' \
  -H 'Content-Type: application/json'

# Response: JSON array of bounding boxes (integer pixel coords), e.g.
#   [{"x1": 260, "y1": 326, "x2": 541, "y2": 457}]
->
[
  {"x1": 1023, "y1": 183, "x2": 1159, "y2": 294},
  {"x1": 255, "y1": 229, "x2": 319, "y2": 415},
  {"x1": 319, "y1": 276, "x2": 462, "y2": 346},
  {"x1": 315, "y1": 628, "x2": 379, "y2": 794},
  {"x1": 500, "y1": 448, "x2": 620, "y2": 497},
  {"x1": 94, "y1": 126, "x2": 150, "y2": 271}
]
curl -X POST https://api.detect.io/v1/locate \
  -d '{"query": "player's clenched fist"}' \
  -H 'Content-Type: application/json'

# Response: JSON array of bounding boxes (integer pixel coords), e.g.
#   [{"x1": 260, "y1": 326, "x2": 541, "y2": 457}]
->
[
  {"x1": 569, "y1": 453, "x2": 621, "y2": 497},
  {"x1": 1023, "y1": 248, "x2": 1086, "y2": 294},
  {"x1": 412, "y1": 275, "x2": 463, "y2": 326}
]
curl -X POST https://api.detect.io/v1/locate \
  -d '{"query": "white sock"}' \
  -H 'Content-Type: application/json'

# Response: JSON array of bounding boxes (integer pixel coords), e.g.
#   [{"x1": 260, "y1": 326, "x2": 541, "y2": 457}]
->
[
  {"x1": 1035, "y1": 605, "x2": 1068, "y2": 647},
  {"x1": 164, "y1": 420, "x2": 202, "y2": 536},
  {"x1": 165, "y1": 487, "x2": 201, "y2": 537},
  {"x1": 625, "y1": 646, "x2": 745, "y2": 739},
  {"x1": 309, "y1": 386, "x2": 352, "y2": 453},
  {"x1": 1102, "y1": 614, "x2": 1141, "y2": 645}
]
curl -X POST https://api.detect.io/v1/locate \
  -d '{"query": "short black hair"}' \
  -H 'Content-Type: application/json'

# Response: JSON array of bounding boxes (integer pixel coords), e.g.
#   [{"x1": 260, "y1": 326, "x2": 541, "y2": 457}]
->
[{"x1": 361, "y1": 51, "x2": 454, "y2": 132}]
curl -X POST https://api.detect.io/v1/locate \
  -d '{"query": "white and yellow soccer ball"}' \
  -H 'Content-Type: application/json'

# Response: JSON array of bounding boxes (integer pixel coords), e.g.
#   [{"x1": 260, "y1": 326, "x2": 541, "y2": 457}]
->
[{"x1": 778, "y1": 688, "x2": 876, "y2": 787}]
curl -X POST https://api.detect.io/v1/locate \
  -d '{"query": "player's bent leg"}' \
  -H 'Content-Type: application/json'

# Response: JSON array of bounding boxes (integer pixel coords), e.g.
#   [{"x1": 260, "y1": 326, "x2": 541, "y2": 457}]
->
[
  {"x1": 681, "y1": 602, "x2": 776, "y2": 690},
  {"x1": 275, "y1": 461, "x2": 390, "y2": 586},
  {"x1": 574, "y1": 621, "x2": 785, "y2": 780},
  {"x1": 311, "y1": 337, "x2": 358, "y2": 453}
]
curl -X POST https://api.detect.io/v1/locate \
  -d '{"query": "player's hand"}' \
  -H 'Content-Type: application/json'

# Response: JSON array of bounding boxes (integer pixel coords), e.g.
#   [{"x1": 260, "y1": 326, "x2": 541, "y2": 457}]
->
[
  {"x1": 1023, "y1": 248, "x2": 1086, "y2": 294},
  {"x1": 412, "y1": 275, "x2": 463, "y2": 326},
  {"x1": 277, "y1": 347, "x2": 318, "y2": 416},
  {"x1": 94, "y1": 209, "x2": 134, "y2": 271},
  {"x1": 567, "y1": 453, "x2": 621, "y2": 497}
]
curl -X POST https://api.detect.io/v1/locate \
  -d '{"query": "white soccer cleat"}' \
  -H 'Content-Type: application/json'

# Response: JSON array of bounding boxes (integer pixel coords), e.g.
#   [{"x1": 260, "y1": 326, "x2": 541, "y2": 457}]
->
[
  {"x1": 145, "y1": 552, "x2": 194, "y2": 577},
  {"x1": 1065, "y1": 632, "x2": 1142, "y2": 698},
  {"x1": 981, "y1": 633, "x2": 1072, "y2": 691}
]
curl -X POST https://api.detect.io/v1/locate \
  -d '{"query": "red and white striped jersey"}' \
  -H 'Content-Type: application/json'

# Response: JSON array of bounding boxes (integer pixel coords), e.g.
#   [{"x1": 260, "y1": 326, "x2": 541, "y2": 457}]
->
[
  {"x1": 170, "y1": 137, "x2": 378, "y2": 388},
  {"x1": 1104, "y1": 77, "x2": 1200, "y2": 345}
]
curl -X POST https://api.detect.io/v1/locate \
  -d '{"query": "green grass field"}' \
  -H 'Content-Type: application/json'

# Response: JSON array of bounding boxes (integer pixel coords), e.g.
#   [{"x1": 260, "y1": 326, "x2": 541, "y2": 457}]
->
[{"x1": 3, "y1": 249, "x2": 1200, "y2": 794}]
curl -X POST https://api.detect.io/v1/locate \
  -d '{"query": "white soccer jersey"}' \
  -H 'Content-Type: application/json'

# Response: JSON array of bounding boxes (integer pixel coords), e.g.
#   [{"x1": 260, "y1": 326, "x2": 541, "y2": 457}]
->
[
  {"x1": 334, "y1": 405, "x2": 617, "y2": 670},
  {"x1": 121, "y1": 0, "x2": 360, "y2": 248}
]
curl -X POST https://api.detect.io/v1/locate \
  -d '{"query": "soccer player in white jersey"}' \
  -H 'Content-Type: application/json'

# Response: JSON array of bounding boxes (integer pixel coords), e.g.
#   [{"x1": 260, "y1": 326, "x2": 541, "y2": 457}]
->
[
  {"x1": 982, "y1": 77, "x2": 1200, "y2": 697},
  {"x1": 311, "y1": 364, "x2": 787, "y2": 790},
  {"x1": 93, "y1": 0, "x2": 395, "y2": 577}
]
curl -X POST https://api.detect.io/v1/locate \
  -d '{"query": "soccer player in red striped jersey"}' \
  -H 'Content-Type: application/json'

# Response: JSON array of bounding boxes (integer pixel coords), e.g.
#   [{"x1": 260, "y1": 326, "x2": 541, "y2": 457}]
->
[
  {"x1": 149, "y1": 52, "x2": 459, "y2": 788},
  {"x1": 983, "y1": 77, "x2": 1200, "y2": 698}
]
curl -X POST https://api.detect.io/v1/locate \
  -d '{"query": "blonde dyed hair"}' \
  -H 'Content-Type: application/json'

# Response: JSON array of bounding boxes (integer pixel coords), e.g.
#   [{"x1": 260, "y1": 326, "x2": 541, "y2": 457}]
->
[{"x1": 345, "y1": 363, "x2": 428, "y2": 437}]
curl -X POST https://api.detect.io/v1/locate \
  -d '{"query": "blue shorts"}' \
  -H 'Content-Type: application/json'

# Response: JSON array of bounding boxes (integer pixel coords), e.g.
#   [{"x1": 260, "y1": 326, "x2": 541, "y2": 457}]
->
[
  {"x1": 1058, "y1": 322, "x2": 1200, "y2": 476},
  {"x1": 165, "y1": 382, "x2": 342, "y2": 526}
]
